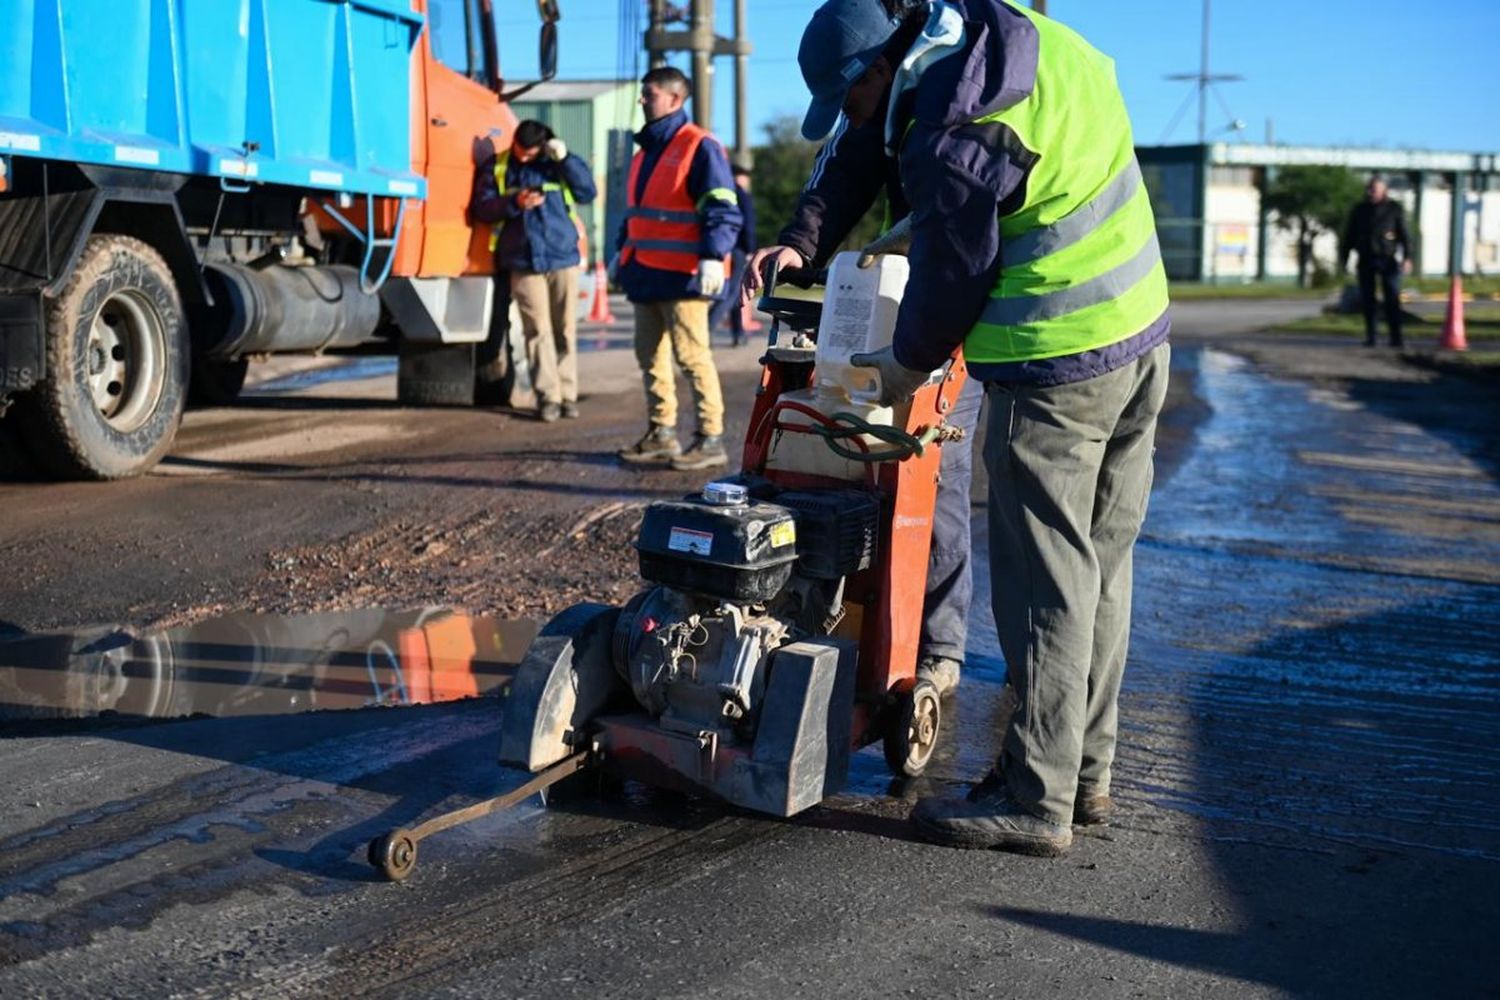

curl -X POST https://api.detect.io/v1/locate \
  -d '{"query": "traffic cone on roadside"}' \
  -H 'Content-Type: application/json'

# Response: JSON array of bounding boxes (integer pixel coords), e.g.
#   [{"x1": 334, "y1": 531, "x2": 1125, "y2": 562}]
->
[
  {"x1": 740, "y1": 300, "x2": 763, "y2": 333},
  {"x1": 1439, "y1": 274, "x2": 1468, "y2": 352},
  {"x1": 586, "y1": 260, "x2": 616, "y2": 324}
]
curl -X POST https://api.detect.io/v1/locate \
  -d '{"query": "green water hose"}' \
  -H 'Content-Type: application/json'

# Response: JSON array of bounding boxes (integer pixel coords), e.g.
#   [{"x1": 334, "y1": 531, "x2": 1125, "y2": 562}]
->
[{"x1": 812, "y1": 411, "x2": 944, "y2": 463}]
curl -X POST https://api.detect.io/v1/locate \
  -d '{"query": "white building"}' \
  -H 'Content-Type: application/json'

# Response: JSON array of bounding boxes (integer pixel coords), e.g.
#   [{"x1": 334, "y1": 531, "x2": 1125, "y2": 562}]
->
[{"x1": 1139, "y1": 143, "x2": 1500, "y2": 283}]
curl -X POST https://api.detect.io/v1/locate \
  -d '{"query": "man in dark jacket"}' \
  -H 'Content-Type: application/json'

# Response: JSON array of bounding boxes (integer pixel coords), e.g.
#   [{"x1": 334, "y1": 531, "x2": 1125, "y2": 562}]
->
[
  {"x1": 615, "y1": 67, "x2": 743, "y2": 471},
  {"x1": 1342, "y1": 176, "x2": 1413, "y2": 348},
  {"x1": 741, "y1": 77, "x2": 982, "y2": 701},
  {"x1": 472, "y1": 120, "x2": 597, "y2": 421},
  {"x1": 710, "y1": 164, "x2": 758, "y2": 345},
  {"x1": 789, "y1": 0, "x2": 1171, "y2": 858}
]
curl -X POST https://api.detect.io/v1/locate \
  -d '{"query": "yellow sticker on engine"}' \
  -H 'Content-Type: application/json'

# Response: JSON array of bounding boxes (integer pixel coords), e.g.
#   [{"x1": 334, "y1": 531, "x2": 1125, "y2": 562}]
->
[{"x1": 770, "y1": 521, "x2": 796, "y2": 548}]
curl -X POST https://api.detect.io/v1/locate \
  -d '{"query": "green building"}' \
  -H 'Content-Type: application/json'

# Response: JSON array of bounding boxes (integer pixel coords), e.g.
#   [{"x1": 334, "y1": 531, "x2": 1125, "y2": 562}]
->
[{"x1": 510, "y1": 80, "x2": 642, "y2": 267}]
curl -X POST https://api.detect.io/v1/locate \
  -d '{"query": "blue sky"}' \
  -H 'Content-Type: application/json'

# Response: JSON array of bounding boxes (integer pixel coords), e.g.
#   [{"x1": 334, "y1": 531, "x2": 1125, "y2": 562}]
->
[{"x1": 497, "y1": 1, "x2": 1500, "y2": 152}]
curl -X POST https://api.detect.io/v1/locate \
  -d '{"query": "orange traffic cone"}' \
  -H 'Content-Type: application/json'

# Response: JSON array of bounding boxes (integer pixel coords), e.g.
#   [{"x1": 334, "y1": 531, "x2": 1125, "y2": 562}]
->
[
  {"x1": 740, "y1": 299, "x2": 763, "y2": 333},
  {"x1": 586, "y1": 260, "x2": 616, "y2": 324},
  {"x1": 1439, "y1": 274, "x2": 1468, "y2": 352}
]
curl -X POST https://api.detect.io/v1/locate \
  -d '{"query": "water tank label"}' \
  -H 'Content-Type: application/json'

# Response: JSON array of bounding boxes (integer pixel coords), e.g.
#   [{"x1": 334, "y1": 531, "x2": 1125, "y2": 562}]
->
[
  {"x1": 389, "y1": 179, "x2": 419, "y2": 196},
  {"x1": 826, "y1": 293, "x2": 874, "y2": 352},
  {"x1": 310, "y1": 169, "x2": 345, "y2": 187},
  {"x1": 668, "y1": 527, "x2": 714, "y2": 556}
]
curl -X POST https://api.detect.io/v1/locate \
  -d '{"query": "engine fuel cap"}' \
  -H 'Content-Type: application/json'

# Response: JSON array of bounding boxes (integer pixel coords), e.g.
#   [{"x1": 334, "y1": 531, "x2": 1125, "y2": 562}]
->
[{"x1": 702, "y1": 481, "x2": 748, "y2": 506}]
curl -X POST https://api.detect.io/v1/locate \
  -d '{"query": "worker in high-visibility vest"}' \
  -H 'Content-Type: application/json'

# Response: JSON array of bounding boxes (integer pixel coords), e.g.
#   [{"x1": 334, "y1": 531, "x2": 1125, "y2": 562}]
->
[
  {"x1": 473, "y1": 119, "x2": 597, "y2": 422},
  {"x1": 786, "y1": 0, "x2": 1172, "y2": 858},
  {"x1": 614, "y1": 66, "x2": 743, "y2": 471}
]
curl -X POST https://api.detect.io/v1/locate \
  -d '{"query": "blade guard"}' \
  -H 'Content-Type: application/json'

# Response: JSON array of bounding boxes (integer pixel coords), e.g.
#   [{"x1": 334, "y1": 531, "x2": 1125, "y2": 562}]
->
[{"x1": 499, "y1": 602, "x2": 623, "y2": 771}]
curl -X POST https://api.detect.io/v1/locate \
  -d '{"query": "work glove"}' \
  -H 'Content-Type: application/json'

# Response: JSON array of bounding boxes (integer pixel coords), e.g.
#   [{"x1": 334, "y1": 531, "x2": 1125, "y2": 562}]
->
[
  {"x1": 857, "y1": 216, "x2": 914, "y2": 268},
  {"x1": 544, "y1": 137, "x2": 568, "y2": 161},
  {"x1": 850, "y1": 345, "x2": 930, "y2": 407},
  {"x1": 698, "y1": 258, "x2": 727, "y2": 297}
]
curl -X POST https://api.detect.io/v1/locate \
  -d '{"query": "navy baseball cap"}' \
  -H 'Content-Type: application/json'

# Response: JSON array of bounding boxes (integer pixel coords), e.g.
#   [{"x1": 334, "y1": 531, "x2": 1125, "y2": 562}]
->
[{"x1": 798, "y1": 0, "x2": 904, "y2": 141}]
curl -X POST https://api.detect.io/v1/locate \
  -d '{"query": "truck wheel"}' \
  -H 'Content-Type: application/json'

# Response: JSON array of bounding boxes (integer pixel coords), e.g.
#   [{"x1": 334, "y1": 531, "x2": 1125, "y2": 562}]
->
[
  {"x1": 397, "y1": 340, "x2": 476, "y2": 407},
  {"x1": 26, "y1": 235, "x2": 188, "y2": 479},
  {"x1": 189, "y1": 357, "x2": 250, "y2": 407}
]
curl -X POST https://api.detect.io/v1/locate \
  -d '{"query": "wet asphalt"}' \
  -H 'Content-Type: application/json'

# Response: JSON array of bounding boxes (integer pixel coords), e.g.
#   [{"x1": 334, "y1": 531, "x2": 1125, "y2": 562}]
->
[{"x1": 1, "y1": 299, "x2": 1498, "y2": 997}]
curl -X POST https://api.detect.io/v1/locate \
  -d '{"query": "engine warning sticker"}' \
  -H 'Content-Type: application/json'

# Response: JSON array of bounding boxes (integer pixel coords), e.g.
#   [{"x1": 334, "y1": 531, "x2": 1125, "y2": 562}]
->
[
  {"x1": 770, "y1": 521, "x2": 796, "y2": 548},
  {"x1": 668, "y1": 526, "x2": 714, "y2": 556}
]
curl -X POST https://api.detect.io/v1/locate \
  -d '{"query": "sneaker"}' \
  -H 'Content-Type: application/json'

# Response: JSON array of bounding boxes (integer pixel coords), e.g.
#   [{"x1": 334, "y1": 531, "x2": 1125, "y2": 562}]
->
[
  {"x1": 619, "y1": 425, "x2": 681, "y2": 464},
  {"x1": 670, "y1": 434, "x2": 728, "y2": 471},
  {"x1": 912, "y1": 782, "x2": 1073, "y2": 856},
  {"x1": 561, "y1": 401, "x2": 580, "y2": 419},
  {"x1": 916, "y1": 655, "x2": 961, "y2": 697},
  {"x1": 538, "y1": 402, "x2": 562, "y2": 423},
  {"x1": 964, "y1": 769, "x2": 1113, "y2": 828}
]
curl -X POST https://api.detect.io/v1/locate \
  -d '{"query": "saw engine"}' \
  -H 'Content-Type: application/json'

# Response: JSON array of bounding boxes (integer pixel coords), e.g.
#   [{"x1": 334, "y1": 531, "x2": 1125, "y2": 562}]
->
[{"x1": 499, "y1": 478, "x2": 883, "y2": 816}]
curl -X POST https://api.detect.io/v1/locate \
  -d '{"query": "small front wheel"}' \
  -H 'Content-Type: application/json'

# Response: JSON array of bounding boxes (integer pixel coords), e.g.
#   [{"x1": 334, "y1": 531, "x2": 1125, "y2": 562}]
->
[
  {"x1": 883, "y1": 679, "x2": 942, "y2": 778},
  {"x1": 368, "y1": 828, "x2": 419, "y2": 882}
]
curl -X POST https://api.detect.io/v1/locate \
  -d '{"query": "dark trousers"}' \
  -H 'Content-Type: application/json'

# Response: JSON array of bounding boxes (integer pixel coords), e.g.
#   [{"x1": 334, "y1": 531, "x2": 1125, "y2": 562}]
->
[
  {"x1": 708, "y1": 252, "x2": 749, "y2": 343},
  {"x1": 1357, "y1": 258, "x2": 1403, "y2": 346},
  {"x1": 920, "y1": 376, "x2": 984, "y2": 663}
]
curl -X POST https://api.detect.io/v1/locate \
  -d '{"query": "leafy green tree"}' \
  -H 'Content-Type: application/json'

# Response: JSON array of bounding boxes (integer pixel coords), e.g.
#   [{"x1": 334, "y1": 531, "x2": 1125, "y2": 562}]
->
[
  {"x1": 1263, "y1": 165, "x2": 1366, "y2": 287},
  {"x1": 751, "y1": 115, "x2": 886, "y2": 257}
]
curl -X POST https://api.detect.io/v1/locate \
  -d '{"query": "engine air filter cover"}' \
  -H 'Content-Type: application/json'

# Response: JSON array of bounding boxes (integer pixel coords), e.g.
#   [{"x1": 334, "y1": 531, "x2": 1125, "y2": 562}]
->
[{"x1": 636, "y1": 497, "x2": 799, "y2": 602}]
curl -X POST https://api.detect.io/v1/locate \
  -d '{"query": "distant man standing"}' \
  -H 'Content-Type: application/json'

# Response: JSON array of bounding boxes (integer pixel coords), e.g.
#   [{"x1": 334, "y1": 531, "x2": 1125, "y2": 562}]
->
[
  {"x1": 616, "y1": 67, "x2": 743, "y2": 471},
  {"x1": 709, "y1": 164, "x2": 758, "y2": 346},
  {"x1": 1342, "y1": 176, "x2": 1413, "y2": 348},
  {"x1": 473, "y1": 120, "x2": 597, "y2": 421}
]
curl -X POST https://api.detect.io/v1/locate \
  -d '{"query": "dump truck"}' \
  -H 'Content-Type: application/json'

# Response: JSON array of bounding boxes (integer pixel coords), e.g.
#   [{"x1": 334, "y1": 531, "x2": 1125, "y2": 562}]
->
[{"x1": 0, "y1": 0, "x2": 561, "y2": 479}]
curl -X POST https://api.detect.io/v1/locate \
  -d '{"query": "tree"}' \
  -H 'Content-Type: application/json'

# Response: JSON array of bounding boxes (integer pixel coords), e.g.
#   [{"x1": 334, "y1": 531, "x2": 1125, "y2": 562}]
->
[
  {"x1": 1262, "y1": 165, "x2": 1366, "y2": 287},
  {"x1": 751, "y1": 115, "x2": 886, "y2": 258}
]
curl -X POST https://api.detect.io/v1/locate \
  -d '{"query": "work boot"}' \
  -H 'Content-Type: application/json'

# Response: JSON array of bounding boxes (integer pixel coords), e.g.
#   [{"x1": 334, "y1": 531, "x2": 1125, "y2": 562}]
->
[
  {"x1": 670, "y1": 434, "x2": 728, "y2": 471},
  {"x1": 561, "y1": 401, "x2": 580, "y2": 419},
  {"x1": 1073, "y1": 787, "x2": 1114, "y2": 827},
  {"x1": 539, "y1": 402, "x2": 562, "y2": 423},
  {"x1": 619, "y1": 425, "x2": 681, "y2": 464},
  {"x1": 913, "y1": 781, "x2": 1073, "y2": 857},
  {"x1": 916, "y1": 655, "x2": 961, "y2": 697},
  {"x1": 964, "y1": 770, "x2": 1114, "y2": 828}
]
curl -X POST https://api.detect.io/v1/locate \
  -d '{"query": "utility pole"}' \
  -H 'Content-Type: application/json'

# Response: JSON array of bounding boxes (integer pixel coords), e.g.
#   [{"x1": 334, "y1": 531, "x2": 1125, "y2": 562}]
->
[
  {"x1": 1164, "y1": 0, "x2": 1242, "y2": 144},
  {"x1": 644, "y1": 0, "x2": 754, "y2": 166},
  {"x1": 1031, "y1": 0, "x2": 1047, "y2": 13}
]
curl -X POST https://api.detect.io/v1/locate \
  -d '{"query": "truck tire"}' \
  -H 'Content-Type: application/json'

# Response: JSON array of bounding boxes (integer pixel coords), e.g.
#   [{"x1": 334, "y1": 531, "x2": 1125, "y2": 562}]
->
[
  {"x1": 397, "y1": 340, "x2": 475, "y2": 407},
  {"x1": 188, "y1": 357, "x2": 250, "y2": 407},
  {"x1": 25, "y1": 235, "x2": 189, "y2": 479}
]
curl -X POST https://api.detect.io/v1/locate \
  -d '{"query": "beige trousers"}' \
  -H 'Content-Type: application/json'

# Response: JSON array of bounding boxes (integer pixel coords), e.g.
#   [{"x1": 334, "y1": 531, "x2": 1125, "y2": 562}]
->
[
  {"x1": 632, "y1": 298, "x2": 724, "y2": 436},
  {"x1": 510, "y1": 266, "x2": 579, "y2": 406}
]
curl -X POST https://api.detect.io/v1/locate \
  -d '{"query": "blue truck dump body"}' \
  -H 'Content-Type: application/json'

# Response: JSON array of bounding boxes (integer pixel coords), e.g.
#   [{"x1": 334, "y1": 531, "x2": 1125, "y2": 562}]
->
[{"x1": 0, "y1": 0, "x2": 427, "y2": 199}]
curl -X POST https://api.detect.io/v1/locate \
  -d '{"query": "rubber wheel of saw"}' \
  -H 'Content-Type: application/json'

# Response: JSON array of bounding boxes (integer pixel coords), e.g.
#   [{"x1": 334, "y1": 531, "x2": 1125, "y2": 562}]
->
[
  {"x1": 368, "y1": 828, "x2": 418, "y2": 882},
  {"x1": 883, "y1": 679, "x2": 942, "y2": 778}
]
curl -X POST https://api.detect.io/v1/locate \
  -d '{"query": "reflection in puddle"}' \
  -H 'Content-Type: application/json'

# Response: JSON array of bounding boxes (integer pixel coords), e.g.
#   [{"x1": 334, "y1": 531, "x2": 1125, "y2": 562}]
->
[{"x1": 0, "y1": 609, "x2": 538, "y2": 723}]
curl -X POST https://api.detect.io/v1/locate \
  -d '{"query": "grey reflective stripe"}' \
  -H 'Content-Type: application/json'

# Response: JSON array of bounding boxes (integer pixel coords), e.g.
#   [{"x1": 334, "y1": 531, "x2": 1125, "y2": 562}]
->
[
  {"x1": 1001, "y1": 161, "x2": 1144, "y2": 268},
  {"x1": 625, "y1": 238, "x2": 700, "y2": 254},
  {"x1": 982, "y1": 235, "x2": 1162, "y2": 326},
  {"x1": 624, "y1": 207, "x2": 700, "y2": 224}
]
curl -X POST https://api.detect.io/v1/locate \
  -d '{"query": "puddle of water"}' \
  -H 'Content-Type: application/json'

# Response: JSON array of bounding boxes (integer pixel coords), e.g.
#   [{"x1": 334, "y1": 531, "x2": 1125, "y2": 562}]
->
[{"x1": 0, "y1": 609, "x2": 538, "y2": 724}]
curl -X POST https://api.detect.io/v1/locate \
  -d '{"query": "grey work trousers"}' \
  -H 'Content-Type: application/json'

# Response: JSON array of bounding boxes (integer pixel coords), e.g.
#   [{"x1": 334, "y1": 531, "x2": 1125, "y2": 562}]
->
[{"x1": 985, "y1": 342, "x2": 1170, "y2": 825}]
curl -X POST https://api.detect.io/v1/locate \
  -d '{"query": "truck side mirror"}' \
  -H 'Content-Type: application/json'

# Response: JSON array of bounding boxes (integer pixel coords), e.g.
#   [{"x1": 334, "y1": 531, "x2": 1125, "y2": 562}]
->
[{"x1": 539, "y1": 21, "x2": 558, "y2": 81}]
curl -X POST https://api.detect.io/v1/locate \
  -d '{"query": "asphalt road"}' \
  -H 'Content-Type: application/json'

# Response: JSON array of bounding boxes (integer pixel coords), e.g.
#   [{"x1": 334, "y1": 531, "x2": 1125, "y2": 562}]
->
[{"x1": 2, "y1": 298, "x2": 1498, "y2": 998}]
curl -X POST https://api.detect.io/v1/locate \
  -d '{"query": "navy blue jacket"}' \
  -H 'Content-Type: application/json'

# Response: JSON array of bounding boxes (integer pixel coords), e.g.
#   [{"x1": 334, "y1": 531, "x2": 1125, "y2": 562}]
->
[
  {"x1": 471, "y1": 149, "x2": 596, "y2": 273},
  {"x1": 780, "y1": 0, "x2": 1168, "y2": 385},
  {"x1": 615, "y1": 109, "x2": 743, "y2": 303}
]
